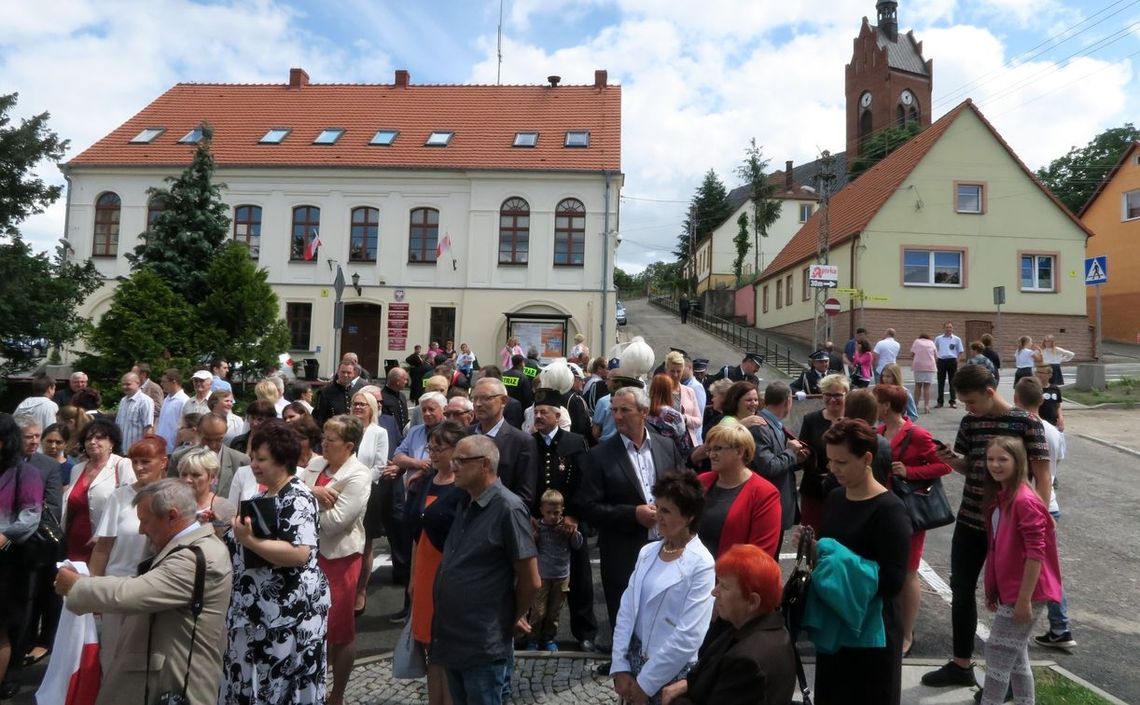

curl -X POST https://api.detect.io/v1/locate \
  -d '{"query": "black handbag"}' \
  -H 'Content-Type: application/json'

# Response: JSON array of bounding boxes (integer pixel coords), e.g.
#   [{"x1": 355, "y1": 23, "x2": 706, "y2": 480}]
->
[
  {"x1": 781, "y1": 525, "x2": 816, "y2": 705},
  {"x1": 891, "y1": 428, "x2": 956, "y2": 532}
]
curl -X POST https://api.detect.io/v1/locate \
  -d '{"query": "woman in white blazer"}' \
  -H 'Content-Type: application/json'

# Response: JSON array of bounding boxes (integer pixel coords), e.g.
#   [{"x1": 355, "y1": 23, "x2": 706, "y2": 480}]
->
[
  {"x1": 302, "y1": 414, "x2": 372, "y2": 705},
  {"x1": 612, "y1": 472, "x2": 715, "y2": 705},
  {"x1": 63, "y1": 418, "x2": 136, "y2": 563},
  {"x1": 350, "y1": 391, "x2": 389, "y2": 482}
]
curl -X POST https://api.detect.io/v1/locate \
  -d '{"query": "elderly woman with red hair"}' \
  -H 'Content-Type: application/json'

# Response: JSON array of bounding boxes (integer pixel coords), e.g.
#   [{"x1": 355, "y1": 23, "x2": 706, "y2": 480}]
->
[{"x1": 660, "y1": 544, "x2": 795, "y2": 705}]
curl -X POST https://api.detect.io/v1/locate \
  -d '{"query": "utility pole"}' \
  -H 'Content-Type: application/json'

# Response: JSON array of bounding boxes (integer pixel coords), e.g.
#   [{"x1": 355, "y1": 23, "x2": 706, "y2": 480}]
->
[
  {"x1": 687, "y1": 204, "x2": 696, "y2": 298},
  {"x1": 812, "y1": 151, "x2": 837, "y2": 351},
  {"x1": 496, "y1": 0, "x2": 504, "y2": 85}
]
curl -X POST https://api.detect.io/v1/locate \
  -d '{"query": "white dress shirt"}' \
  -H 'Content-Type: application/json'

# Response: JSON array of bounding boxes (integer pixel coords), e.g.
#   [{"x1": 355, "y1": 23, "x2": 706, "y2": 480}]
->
[
  {"x1": 116, "y1": 390, "x2": 154, "y2": 451},
  {"x1": 155, "y1": 389, "x2": 189, "y2": 454}
]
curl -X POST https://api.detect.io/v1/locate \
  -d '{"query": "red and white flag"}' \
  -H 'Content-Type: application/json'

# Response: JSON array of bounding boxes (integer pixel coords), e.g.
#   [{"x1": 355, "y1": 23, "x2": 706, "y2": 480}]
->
[
  {"x1": 37, "y1": 562, "x2": 100, "y2": 705},
  {"x1": 304, "y1": 227, "x2": 322, "y2": 261},
  {"x1": 435, "y1": 232, "x2": 452, "y2": 259}
]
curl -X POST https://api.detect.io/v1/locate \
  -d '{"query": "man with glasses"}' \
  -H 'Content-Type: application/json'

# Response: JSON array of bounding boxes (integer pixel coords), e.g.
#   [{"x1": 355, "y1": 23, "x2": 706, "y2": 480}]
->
[
  {"x1": 170, "y1": 414, "x2": 248, "y2": 497},
  {"x1": 433, "y1": 435, "x2": 539, "y2": 705},
  {"x1": 443, "y1": 396, "x2": 474, "y2": 426},
  {"x1": 471, "y1": 378, "x2": 538, "y2": 509}
]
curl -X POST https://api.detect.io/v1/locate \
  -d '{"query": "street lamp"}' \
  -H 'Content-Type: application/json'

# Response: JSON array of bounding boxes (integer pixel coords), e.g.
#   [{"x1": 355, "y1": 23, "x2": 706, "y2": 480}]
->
[{"x1": 351, "y1": 272, "x2": 362, "y2": 296}]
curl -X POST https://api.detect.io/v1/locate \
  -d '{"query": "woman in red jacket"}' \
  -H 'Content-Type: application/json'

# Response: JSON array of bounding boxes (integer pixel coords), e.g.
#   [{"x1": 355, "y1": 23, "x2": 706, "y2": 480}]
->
[
  {"x1": 696, "y1": 421, "x2": 782, "y2": 559},
  {"x1": 874, "y1": 385, "x2": 952, "y2": 656}
]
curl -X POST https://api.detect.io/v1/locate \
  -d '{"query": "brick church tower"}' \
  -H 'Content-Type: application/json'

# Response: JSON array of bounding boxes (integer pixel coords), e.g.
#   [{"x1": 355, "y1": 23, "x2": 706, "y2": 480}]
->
[{"x1": 845, "y1": 1, "x2": 933, "y2": 160}]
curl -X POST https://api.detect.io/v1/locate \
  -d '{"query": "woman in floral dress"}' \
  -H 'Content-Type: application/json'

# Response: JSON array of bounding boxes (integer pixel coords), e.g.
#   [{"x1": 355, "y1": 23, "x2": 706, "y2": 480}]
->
[{"x1": 220, "y1": 419, "x2": 330, "y2": 705}]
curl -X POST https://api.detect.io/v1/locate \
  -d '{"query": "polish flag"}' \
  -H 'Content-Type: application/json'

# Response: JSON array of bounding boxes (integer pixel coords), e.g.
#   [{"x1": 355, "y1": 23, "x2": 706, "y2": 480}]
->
[
  {"x1": 304, "y1": 227, "x2": 321, "y2": 261},
  {"x1": 435, "y1": 232, "x2": 452, "y2": 259},
  {"x1": 37, "y1": 562, "x2": 100, "y2": 705}
]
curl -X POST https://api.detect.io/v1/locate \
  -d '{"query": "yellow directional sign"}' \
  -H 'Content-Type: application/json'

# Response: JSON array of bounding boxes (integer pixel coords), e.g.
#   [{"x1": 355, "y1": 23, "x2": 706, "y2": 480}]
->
[
  {"x1": 831, "y1": 287, "x2": 887, "y2": 302},
  {"x1": 864, "y1": 295, "x2": 889, "y2": 302},
  {"x1": 835, "y1": 288, "x2": 860, "y2": 295}
]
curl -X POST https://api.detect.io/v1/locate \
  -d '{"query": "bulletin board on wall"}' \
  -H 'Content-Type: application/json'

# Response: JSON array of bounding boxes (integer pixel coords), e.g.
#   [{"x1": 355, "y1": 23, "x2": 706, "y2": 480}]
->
[{"x1": 506, "y1": 313, "x2": 570, "y2": 363}]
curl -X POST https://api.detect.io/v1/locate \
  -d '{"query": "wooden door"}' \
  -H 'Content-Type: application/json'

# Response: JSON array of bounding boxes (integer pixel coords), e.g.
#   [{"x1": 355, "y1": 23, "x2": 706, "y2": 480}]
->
[
  {"x1": 341, "y1": 303, "x2": 382, "y2": 377},
  {"x1": 965, "y1": 319, "x2": 993, "y2": 346}
]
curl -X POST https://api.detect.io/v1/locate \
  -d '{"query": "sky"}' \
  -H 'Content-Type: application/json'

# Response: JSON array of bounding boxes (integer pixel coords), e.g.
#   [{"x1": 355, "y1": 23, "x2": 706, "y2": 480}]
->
[{"x1": 2, "y1": 0, "x2": 1137, "y2": 273}]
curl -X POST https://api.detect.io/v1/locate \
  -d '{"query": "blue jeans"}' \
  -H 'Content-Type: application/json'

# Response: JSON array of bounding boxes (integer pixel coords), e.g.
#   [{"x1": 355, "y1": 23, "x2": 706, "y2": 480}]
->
[
  {"x1": 1047, "y1": 515, "x2": 1071, "y2": 634},
  {"x1": 445, "y1": 657, "x2": 512, "y2": 705}
]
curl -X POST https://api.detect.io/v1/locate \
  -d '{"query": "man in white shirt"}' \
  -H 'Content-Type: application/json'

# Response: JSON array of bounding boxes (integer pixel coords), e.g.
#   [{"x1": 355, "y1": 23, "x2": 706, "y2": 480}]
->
[
  {"x1": 934, "y1": 321, "x2": 964, "y2": 409},
  {"x1": 872, "y1": 328, "x2": 901, "y2": 382},
  {"x1": 116, "y1": 372, "x2": 155, "y2": 451},
  {"x1": 14, "y1": 374, "x2": 59, "y2": 436},
  {"x1": 183, "y1": 370, "x2": 214, "y2": 417},
  {"x1": 132, "y1": 363, "x2": 164, "y2": 425},
  {"x1": 155, "y1": 369, "x2": 190, "y2": 454}
]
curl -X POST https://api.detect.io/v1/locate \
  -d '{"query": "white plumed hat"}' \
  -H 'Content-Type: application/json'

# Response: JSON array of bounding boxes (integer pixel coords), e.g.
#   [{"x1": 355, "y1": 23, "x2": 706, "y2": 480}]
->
[
  {"x1": 613, "y1": 336, "x2": 655, "y2": 380},
  {"x1": 538, "y1": 358, "x2": 574, "y2": 394}
]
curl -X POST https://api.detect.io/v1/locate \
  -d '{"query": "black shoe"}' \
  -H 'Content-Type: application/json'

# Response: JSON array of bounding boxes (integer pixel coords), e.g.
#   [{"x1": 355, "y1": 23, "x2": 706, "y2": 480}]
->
[
  {"x1": 386, "y1": 608, "x2": 409, "y2": 625},
  {"x1": 1034, "y1": 630, "x2": 1077, "y2": 649},
  {"x1": 578, "y1": 639, "x2": 599, "y2": 653},
  {"x1": 595, "y1": 661, "x2": 611, "y2": 676},
  {"x1": 935, "y1": 403, "x2": 945, "y2": 408},
  {"x1": 974, "y1": 684, "x2": 1014, "y2": 703},
  {"x1": 922, "y1": 661, "x2": 976, "y2": 687}
]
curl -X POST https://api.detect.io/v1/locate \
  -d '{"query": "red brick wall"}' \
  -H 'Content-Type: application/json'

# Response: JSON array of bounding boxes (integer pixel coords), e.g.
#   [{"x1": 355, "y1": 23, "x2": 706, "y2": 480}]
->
[{"x1": 766, "y1": 309, "x2": 1094, "y2": 362}]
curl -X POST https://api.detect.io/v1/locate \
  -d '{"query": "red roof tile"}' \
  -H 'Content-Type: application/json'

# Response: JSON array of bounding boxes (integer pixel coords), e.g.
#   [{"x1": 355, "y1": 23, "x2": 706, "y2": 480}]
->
[
  {"x1": 761, "y1": 100, "x2": 1093, "y2": 279},
  {"x1": 66, "y1": 72, "x2": 620, "y2": 173}
]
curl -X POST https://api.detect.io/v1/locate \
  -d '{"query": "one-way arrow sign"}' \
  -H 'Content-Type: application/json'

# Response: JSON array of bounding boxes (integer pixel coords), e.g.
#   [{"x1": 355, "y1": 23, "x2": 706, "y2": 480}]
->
[{"x1": 1084, "y1": 256, "x2": 1107, "y2": 285}]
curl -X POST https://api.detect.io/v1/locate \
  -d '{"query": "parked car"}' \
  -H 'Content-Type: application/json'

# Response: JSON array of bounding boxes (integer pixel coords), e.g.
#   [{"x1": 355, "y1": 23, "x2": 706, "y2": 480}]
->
[{"x1": 616, "y1": 301, "x2": 628, "y2": 326}]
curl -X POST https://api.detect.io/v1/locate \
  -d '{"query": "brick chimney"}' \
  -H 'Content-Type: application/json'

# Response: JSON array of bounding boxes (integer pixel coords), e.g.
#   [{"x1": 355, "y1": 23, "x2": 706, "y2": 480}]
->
[
  {"x1": 288, "y1": 68, "x2": 309, "y2": 88},
  {"x1": 394, "y1": 70, "x2": 410, "y2": 88},
  {"x1": 785, "y1": 161, "x2": 794, "y2": 191},
  {"x1": 594, "y1": 69, "x2": 608, "y2": 88}
]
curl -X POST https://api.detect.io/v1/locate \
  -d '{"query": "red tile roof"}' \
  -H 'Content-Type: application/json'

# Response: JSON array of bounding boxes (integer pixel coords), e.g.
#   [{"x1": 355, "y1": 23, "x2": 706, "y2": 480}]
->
[
  {"x1": 66, "y1": 70, "x2": 620, "y2": 173},
  {"x1": 761, "y1": 100, "x2": 1093, "y2": 279},
  {"x1": 1077, "y1": 140, "x2": 1140, "y2": 218}
]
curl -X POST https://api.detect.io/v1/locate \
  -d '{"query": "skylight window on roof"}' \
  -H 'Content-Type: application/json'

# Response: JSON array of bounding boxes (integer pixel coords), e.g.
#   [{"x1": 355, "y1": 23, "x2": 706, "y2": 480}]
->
[
  {"x1": 259, "y1": 129, "x2": 291, "y2": 144},
  {"x1": 565, "y1": 131, "x2": 590, "y2": 148},
  {"x1": 513, "y1": 132, "x2": 539, "y2": 148},
  {"x1": 425, "y1": 131, "x2": 454, "y2": 147},
  {"x1": 313, "y1": 129, "x2": 345, "y2": 145},
  {"x1": 130, "y1": 128, "x2": 165, "y2": 144},
  {"x1": 370, "y1": 130, "x2": 399, "y2": 146},
  {"x1": 178, "y1": 128, "x2": 204, "y2": 144}
]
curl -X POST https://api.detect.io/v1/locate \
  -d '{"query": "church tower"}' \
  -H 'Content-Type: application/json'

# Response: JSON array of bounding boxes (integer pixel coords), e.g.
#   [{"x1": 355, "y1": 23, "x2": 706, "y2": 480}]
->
[{"x1": 845, "y1": 1, "x2": 933, "y2": 161}]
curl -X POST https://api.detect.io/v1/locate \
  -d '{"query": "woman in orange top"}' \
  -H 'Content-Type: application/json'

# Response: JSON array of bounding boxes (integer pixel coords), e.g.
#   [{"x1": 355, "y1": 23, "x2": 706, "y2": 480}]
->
[{"x1": 407, "y1": 421, "x2": 469, "y2": 705}]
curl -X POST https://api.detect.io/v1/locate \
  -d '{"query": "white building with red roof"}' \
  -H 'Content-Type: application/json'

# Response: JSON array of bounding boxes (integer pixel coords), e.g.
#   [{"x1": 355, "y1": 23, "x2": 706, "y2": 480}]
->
[{"x1": 62, "y1": 68, "x2": 622, "y2": 375}]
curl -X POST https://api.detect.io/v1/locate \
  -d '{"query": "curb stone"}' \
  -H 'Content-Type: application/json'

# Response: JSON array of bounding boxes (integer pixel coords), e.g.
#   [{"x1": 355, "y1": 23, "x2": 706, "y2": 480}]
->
[{"x1": 1074, "y1": 433, "x2": 1140, "y2": 458}]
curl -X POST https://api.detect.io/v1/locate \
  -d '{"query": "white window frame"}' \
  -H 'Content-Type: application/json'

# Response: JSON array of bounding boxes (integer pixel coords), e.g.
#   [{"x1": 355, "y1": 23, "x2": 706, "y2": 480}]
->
[
  {"x1": 425, "y1": 131, "x2": 454, "y2": 147},
  {"x1": 1123, "y1": 189, "x2": 1140, "y2": 221},
  {"x1": 902, "y1": 248, "x2": 963, "y2": 287},
  {"x1": 565, "y1": 131, "x2": 590, "y2": 147},
  {"x1": 1020, "y1": 254, "x2": 1056, "y2": 292},
  {"x1": 799, "y1": 203, "x2": 812, "y2": 223},
  {"x1": 130, "y1": 128, "x2": 165, "y2": 143},
  {"x1": 956, "y1": 183, "x2": 984, "y2": 214},
  {"x1": 513, "y1": 132, "x2": 539, "y2": 147}
]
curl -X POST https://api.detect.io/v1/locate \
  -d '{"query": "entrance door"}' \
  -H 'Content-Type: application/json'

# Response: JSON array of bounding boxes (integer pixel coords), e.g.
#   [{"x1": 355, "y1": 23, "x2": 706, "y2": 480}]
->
[
  {"x1": 341, "y1": 303, "x2": 382, "y2": 377},
  {"x1": 430, "y1": 307, "x2": 456, "y2": 351},
  {"x1": 965, "y1": 320, "x2": 993, "y2": 346}
]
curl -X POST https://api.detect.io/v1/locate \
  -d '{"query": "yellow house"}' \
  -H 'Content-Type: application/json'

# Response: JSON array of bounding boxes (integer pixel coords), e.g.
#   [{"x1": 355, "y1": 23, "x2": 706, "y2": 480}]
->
[
  {"x1": 1079, "y1": 141, "x2": 1140, "y2": 343},
  {"x1": 755, "y1": 100, "x2": 1094, "y2": 361}
]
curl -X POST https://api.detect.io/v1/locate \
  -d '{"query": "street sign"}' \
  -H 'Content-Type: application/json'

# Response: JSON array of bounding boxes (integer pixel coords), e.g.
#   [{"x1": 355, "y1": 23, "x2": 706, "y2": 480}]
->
[
  {"x1": 333, "y1": 301, "x2": 344, "y2": 329},
  {"x1": 993, "y1": 286, "x2": 1005, "y2": 305},
  {"x1": 809, "y1": 264, "x2": 839, "y2": 288},
  {"x1": 333, "y1": 266, "x2": 346, "y2": 299},
  {"x1": 824, "y1": 297, "x2": 841, "y2": 316},
  {"x1": 1084, "y1": 256, "x2": 1107, "y2": 285},
  {"x1": 834, "y1": 287, "x2": 860, "y2": 295}
]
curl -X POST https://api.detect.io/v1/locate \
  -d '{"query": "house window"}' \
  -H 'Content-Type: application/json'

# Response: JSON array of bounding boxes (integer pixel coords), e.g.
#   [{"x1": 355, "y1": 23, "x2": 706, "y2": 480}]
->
[
  {"x1": 259, "y1": 128, "x2": 290, "y2": 144},
  {"x1": 799, "y1": 203, "x2": 812, "y2": 222},
  {"x1": 565, "y1": 131, "x2": 590, "y2": 148},
  {"x1": 290, "y1": 206, "x2": 321, "y2": 261},
  {"x1": 1124, "y1": 189, "x2": 1140, "y2": 221},
  {"x1": 370, "y1": 130, "x2": 398, "y2": 146},
  {"x1": 956, "y1": 183, "x2": 985, "y2": 214},
  {"x1": 313, "y1": 129, "x2": 344, "y2": 145},
  {"x1": 776, "y1": 282, "x2": 782, "y2": 308},
  {"x1": 513, "y1": 132, "x2": 538, "y2": 147},
  {"x1": 350, "y1": 207, "x2": 379, "y2": 262},
  {"x1": 554, "y1": 198, "x2": 585, "y2": 266},
  {"x1": 92, "y1": 192, "x2": 121, "y2": 257},
  {"x1": 408, "y1": 207, "x2": 439, "y2": 263},
  {"x1": 286, "y1": 303, "x2": 312, "y2": 350},
  {"x1": 498, "y1": 197, "x2": 530, "y2": 264},
  {"x1": 178, "y1": 128, "x2": 204, "y2": 144},
  {"x1": 146, "y1": 196, "x2": 165, "y2": 230},
  {"x1": 785, "y1": 275, "x2": 793, "y2": 305},
  {"x1": 903, "y1": 249, "x2": 963, "y2": 287},
  {"x1": 425, "y1": 131, "x2": 453, "y2": 147},
  {"x1": 802, "y1": 266, "x2": 810, "y2": 301},
  {"x1": 1020, "y1": 254, "x2": 1056, "y2": 292},
  {"x1": 233, "y1": 205, "x2": 262, "y2": 258},
  {"x1": 430, "y1": 307, "x2": 456, "y2": 352},
  {"x1": 762, "y1": 285, "x2": 769, "y2": 313},
  {"x1": 130, "y1": 128, "x2": 164, "y2": 144}
]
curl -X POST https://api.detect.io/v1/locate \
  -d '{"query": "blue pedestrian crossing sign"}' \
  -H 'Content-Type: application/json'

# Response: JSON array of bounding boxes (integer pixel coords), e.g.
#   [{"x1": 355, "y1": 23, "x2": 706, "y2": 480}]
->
[{"x1": 1084, "y1": 256, "x2": 1107, "y2": 285}]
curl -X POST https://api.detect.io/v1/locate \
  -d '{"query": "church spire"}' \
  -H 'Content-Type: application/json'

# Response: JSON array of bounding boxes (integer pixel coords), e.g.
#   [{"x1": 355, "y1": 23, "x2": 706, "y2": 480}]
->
[{"x1": 877, "y1": 0, "x2": 898, "y2": 41}]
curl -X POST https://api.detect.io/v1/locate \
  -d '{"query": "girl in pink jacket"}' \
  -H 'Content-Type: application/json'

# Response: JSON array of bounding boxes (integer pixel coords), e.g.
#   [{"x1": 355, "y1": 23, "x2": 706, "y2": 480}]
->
[{"x1": 980, "y1": 436, "x2": 1063, "y2": 705}]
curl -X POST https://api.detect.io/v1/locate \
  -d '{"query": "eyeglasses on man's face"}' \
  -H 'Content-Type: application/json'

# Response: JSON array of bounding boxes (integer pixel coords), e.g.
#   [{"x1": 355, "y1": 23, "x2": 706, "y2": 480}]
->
[{"x1": 449, "y1": 455, "x2": 486, "y2": 466}]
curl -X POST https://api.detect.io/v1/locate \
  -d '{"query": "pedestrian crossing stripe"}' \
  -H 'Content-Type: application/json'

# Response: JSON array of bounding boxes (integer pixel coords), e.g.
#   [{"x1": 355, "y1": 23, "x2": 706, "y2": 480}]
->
[{"x1": 1085, "y1": 257, "x2": 1107, "y2": 284}]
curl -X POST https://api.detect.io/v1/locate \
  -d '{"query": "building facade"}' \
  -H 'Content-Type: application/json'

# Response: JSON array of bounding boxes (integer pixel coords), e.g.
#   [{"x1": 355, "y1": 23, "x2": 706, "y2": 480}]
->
[{"x1": 62, "y1": 69, "x2": 622, "y2": 375}]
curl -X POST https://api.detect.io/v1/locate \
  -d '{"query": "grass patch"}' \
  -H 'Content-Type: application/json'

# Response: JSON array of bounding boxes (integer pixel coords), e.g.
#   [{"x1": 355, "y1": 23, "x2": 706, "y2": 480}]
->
[
  {"x1": 1034, "y1": 666, "x2": 1114, "y2": 705},
  {"x1": 1063, "y1": 376, "x2": 1137, "y2": 406}
]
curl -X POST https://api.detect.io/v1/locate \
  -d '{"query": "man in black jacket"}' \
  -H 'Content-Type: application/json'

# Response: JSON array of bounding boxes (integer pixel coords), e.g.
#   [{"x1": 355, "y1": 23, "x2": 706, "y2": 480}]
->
[
  {"x1": 471, "y1": 377, "x2": 538, "y2": 508},
  {"x1": 380, "y1": 367, "x2": 410, "y2": 431},
  {"x1": 314, "y1": 361, "x2": 364, "y2": 424},
  {"x1": 502, "y1": 355, "x2": 534, "y2": 411}
]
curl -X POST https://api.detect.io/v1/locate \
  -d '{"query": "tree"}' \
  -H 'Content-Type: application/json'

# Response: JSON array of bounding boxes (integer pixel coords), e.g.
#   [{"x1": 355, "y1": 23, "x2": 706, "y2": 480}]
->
[
  {"x1": 196, "y1": 243, "x2": 290, "y2": 382},
  {"x1": 641, "y1": 261, "x2": 686, "y2": 295},
  {"x1": 676, "y1": 169, "x2": 733, "y2": 263},
  {"x1": 848, "y1": 123, "x2": 922, "y2": 181},
  {"x1": 1036, "y1": 124, "x2": 1140, "y2": 213},
  {"x1": 732, "y1": 212, "x2": 750, "y2": 279},
  {"x1": 0, "y1": 93, "x2": 69, "y2": 237},
  {"x1": 613, "y1": 266, "x2": 638, "y2": 293},
  {"x1": 126, "y1": 123, "x2": 231, "y2": 305},
  {"x1": 735, "y1": 139, "x2": 781, "y2": 276}
]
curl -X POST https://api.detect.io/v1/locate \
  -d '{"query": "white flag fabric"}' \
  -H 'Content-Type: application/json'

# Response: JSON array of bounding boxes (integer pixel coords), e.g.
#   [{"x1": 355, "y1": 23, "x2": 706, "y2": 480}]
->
[{"x1": 37, "y1": 561, "x2": 101, "y2": 705}]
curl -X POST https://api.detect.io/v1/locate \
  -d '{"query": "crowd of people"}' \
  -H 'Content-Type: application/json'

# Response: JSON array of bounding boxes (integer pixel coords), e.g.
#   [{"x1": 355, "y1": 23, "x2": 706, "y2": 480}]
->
[{"x1": 0, "y1": 321, "x2": 1077, "y2": 705}]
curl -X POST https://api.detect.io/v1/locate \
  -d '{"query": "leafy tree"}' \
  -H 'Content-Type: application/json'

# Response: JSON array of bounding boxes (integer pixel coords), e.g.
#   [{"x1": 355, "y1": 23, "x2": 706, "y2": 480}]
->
[
  {"x1": 735, "y1": 139, "x2": 781, "y2": 276},
  {"x1": 0, "y1": 93, "x2": 69, "y2": 237},
  {"x1": 733, "y1": 212, "x2": 750, "y2": 279},
  {"x1": 196, "y1": 243, "x2": 290, "y2": 382},
  {"x1": 1036, "y1": 124, "x2": 1140, "y2": 213},
  {"x1": 676, "y1": 169, "x2": 733, "y2": 263},
  {"x1": 641, "y1": 261, "x2": 686, "y2": 295},
  {"x1": 84, "y1": 268, "x2": 200, "y2": 381},
  {"x1": 848, "y1": 123, "x2": 922, "y2": 181},
  {"x1": 126, "y1": 124, "x2": 230, "y2": 305},
  {"x1": 614, "y1": 266, "x2": 638, "y2": 293}
]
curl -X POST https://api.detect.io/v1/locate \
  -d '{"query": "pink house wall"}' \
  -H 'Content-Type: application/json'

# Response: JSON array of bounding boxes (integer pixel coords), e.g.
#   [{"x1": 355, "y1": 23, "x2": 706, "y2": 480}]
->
[{"x1": 734, "y1": 284, "x2": 755, "y2": 326}]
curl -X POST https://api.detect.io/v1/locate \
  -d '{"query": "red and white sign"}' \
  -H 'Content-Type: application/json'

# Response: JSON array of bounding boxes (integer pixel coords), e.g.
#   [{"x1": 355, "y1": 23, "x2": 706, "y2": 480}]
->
[
  {"x1": 809, "y1": 264, "x2": 839, "y2": 288},
  {"x1": 387, "y1": 303, "x2": 410, "y2": 351},
  {"x1": 824, "y1": 297, "x2": 842, "y2": 316}
]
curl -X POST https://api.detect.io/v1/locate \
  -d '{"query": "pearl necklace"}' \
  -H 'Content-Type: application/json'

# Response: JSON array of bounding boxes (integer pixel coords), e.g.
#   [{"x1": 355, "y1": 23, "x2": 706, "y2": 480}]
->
[{"x1": 660, "y1": 541, "x2": 685, "y2": 555}]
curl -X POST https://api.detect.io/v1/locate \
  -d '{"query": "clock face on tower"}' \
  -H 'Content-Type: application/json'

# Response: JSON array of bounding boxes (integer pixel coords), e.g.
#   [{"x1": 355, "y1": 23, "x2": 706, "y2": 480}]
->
[
  {"x1": 901, "y1": 90, "x2": 914, "y2": 106},
  {"x1": 860, "y1": 92, "x2": 872, "y2": 108}
]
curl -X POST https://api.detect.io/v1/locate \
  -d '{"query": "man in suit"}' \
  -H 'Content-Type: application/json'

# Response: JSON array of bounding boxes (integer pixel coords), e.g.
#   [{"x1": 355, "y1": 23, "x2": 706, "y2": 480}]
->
[
  {"x1": 532, "y1": 388, "x2": 598, "y2": 651},
  {"x1": 578, "y1": 385, "x2": 686, "y2": 634},
  {"x1": 472, "y1": 377, "x2": 538, "y2": 509},
  {"x1": 55, "y1": 480, "x2": 232, "y2": 705},
  {"x1": 171, "y1": 413, "x2": 249, "y2": 497},
  {"x1": 707, "y1": 352, "x2": 764, "y2": 387},
  {"x1": 380, "y1": 367, "x2": 410, "y2": 431},
  {"x1": 315, "y1": 361, "x2": 365, "y2": 424},
  {"x1": 752, "y1": 382, "x2": 808, "y2": 542}
]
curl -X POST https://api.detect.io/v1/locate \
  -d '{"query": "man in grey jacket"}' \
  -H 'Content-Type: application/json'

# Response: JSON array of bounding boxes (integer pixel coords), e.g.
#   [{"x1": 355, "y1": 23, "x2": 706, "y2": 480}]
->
[{"x1": 751, "y1": 383, "x2": 808, "y2": 538}]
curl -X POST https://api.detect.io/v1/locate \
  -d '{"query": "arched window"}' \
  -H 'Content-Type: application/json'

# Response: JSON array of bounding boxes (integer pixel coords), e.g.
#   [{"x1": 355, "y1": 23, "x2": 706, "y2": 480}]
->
[
  {"x1": 896, "y1": 104, "x2": 906, "y2": 128},
  {"x1": 554, "y1": 198, "x2": 585, "y2": 266},
  {"x1": 408, "y1": 207, "x2": 439, "y2": 263},
  {"x1": 909, "y1": 106, "x2": 919, "y2": 126},
  {"x1": 233, "y1": 205, "x2": 262, "y2": 258},
  {"x1": 350, "y1": 207, "x2": 379, "y2": 262},
  {"x1": 92, "y1": 192, "x2": 121, "y2": 257},
  {"x1": 859, "y1": 110, "x2": 873, "y2": 147},
  {"x1": 291, "y1": 206, "x2": 321, "y2": 261},
  {"x1": 498, "y1": 197, "x2": 530, "y2": 264},
  {"x1": 146, "y1": 195, "x2": 165, "y2": 231}
]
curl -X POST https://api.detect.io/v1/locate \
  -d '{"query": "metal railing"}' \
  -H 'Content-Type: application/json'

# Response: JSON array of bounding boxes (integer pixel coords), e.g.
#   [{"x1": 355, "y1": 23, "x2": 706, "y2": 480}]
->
[{"x1": 648, "y1": 296, "x2": 805, "y2": 377}]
